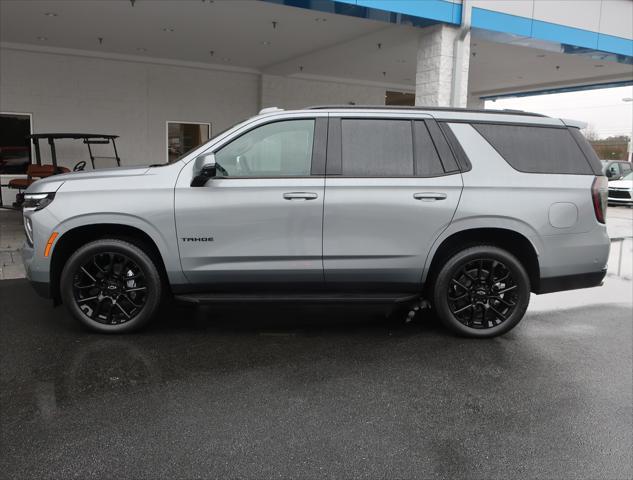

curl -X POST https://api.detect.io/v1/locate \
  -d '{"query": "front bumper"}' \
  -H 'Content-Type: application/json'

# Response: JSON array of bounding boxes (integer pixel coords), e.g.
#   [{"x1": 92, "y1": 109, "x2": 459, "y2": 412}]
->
[
  {"x1": 21, "y1": 241, "x2": 52, "y2": 299},
  {"x1": 608, "y1": 189, "x2": 632, "y2": 205}
]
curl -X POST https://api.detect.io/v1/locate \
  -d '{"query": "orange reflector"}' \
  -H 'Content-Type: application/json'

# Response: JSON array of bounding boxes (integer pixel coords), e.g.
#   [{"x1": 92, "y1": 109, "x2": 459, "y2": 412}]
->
[{"x1": 44, "y1": 231, "x2": 59, "y2": 257}]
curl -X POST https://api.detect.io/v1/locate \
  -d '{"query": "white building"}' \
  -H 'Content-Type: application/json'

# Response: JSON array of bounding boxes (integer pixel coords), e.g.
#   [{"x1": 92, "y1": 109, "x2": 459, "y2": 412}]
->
[{"x1": 0, "y1": 0, "x2": 631, "y2": 199}]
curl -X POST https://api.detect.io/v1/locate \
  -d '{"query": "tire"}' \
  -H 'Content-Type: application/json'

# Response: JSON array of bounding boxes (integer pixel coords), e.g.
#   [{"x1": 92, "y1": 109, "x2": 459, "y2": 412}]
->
[
  {"x1": 432, "y1": 245, "x2": 530, "y2": 338},
  {"x1": 60, "y1": 239, "x2": 162, "y2": 333}
]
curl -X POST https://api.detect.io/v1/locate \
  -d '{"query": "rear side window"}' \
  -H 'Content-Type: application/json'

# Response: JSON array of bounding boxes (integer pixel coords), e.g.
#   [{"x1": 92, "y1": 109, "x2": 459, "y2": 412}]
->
[
  {"x1": 473, "y1": 123, "x2": 596, "y2": 175},
  {"x1": 341, "y1": 119, "x2": 414, "y2": 176}
]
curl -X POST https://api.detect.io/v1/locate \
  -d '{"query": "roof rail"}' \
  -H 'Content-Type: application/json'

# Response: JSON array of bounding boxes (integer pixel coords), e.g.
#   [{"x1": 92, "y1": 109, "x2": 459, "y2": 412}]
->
[
  {"x1": 304, "y1": 105, "x2": 548, "y2": 118},
  {"x1": 259, "y1": 107, "x2": 284, "y2": 115}
]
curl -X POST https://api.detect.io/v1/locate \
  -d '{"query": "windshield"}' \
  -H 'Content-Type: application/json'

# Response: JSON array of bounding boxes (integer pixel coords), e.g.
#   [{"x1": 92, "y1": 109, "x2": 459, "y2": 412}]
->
[{"x1": 621, "y1": 172, "x2": 633, "y2": 181}]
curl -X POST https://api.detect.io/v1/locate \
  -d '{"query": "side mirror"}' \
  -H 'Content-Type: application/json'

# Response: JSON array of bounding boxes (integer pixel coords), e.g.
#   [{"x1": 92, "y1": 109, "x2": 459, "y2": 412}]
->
[{"x1": 191, "y1": 153, "x2": 216, "y2": 187}]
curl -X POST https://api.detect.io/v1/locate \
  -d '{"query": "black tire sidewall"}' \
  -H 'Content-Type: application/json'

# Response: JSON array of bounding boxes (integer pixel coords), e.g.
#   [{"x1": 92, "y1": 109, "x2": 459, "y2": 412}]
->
[
  {"x1": 433, "y1": 246, "x2": 530, "y2": 338},
  {"x1": 60, "y1": 239, "x2": 162, "y2": 333}
]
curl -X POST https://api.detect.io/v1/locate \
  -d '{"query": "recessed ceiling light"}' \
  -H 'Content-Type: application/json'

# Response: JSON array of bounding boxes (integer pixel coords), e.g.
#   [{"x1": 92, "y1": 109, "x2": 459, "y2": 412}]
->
[
  {"x1": 261, "y1": 41, "x2": 271, "y2": 46},
  {"x1": 162, "y1": 27, "x2": 175, "y2": 32},
  {"x1": 136, "y1": 47, "x2": 147, "y2": 52},
  {"x1": 44, "y1": 12, "x2": 57, "y2": 17},
  {"x1": 36, "y1": 36, "x2": 48, "y2": 41}
]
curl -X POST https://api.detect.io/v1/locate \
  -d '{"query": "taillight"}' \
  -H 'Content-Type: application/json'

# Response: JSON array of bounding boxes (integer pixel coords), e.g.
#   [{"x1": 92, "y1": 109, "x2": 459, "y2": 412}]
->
[{"x1": 591, "y1": 176, "x2": 608, "y2": 224}]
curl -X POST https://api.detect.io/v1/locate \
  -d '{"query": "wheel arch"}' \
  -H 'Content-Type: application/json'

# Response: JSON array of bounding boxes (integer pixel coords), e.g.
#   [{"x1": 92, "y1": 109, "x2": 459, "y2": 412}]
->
[
  {"x1": 423, "y1": 226, "x2": 541, "y2": 293},
  {"x1": 50, "y1": 223, "x2": 171, "y2": 305}
]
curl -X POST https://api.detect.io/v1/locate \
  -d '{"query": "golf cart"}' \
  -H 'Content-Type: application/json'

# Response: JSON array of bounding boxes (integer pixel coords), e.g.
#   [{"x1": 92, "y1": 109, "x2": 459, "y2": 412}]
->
[{"x1": 1, "y1": 133, "x2": 121, "y2": 208}]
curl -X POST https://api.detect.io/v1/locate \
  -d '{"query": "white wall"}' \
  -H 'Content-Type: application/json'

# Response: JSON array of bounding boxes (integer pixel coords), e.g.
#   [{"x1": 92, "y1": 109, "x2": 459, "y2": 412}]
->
[
  {"x1": 0, "y1": 47, "x2": 260, "y2": 169},
  {"x1": 261, "y1": 74, "x2": 386, "y2": 110},
  {"x1": 1, "y1": 48, "x2": 390, "y2": 172}
]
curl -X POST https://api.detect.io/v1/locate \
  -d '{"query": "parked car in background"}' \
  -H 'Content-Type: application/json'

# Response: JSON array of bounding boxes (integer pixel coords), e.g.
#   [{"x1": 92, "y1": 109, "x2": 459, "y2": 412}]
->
[
  {"x1": 608, "y1": 171, "x2": 633, "y2": 206},
  {"x1": 21, "y1": 106, "x2": 610, "y2": 338},
  {"x1": 601, "y1": 159, "x2": 632, "y2": 180}
]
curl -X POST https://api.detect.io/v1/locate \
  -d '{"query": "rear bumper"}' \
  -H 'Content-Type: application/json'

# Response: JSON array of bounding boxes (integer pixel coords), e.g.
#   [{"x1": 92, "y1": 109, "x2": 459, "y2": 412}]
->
[{"x1": 534, "y1": 269, "x2": 607, "y2": 294}]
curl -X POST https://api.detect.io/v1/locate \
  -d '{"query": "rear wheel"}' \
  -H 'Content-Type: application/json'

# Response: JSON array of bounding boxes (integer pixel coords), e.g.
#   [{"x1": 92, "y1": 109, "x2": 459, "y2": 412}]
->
[
  {"x1": 432, "y1": 245, "x2": 530, "y2": 338},
  {"x1": 60, "y1": 239, "x2": 162, "y2": 333}
]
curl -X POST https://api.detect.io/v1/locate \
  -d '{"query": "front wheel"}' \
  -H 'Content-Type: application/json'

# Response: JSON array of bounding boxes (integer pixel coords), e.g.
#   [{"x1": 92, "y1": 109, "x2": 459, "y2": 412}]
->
[
  {"x1": 432, "y1": 245, "x2": 530, "y2": 338},
  {"x1": 60, "y1": 239, "x2": 163, "y2": 333}
]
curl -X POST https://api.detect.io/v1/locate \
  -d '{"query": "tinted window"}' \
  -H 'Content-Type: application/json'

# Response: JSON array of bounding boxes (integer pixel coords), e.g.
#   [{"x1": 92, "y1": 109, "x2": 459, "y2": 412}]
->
[
  {"x1": 413, "y1": 121, "x2": 445, "y2": 176},
  {"x1": 473, "y1": 123, "x2": 595, "y2": 175},
  {"x1": 341, "y1": 119, "x2": 413, "y2": 176},
  {"x1": 215, "y1": 119, "x2": 314, "y2": 177}
]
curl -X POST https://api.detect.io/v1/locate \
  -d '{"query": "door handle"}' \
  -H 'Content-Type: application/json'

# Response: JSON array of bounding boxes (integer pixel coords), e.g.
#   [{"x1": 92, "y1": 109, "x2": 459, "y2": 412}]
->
[
  {"x1": 283, "y1": 192, "x2": 318, "y2": 200},
  {"x1": 413, "y1": 192, "x2": 447, "y2": 201}
]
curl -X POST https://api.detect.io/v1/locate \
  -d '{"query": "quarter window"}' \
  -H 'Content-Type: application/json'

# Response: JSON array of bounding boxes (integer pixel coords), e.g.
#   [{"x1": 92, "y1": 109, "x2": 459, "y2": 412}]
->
[
  {"x1": 341, "y1": 119, "x2": 414, "y2": 176},
  {"x1": 473, "y1": 123, "x2": 595, "y2": 175},
  {"x1": 215, "y1": 119, "x2": 314, "y2": 177}
]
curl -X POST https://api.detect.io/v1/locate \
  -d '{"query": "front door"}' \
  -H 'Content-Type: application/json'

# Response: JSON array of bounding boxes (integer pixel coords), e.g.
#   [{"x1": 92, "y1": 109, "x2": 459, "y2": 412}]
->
[
  {"x1": 322, "y1": 116, "x2": 463, "y2": 291},
  {"x1": 175, "y1": 117, "x2": 326, "y2": 290}
]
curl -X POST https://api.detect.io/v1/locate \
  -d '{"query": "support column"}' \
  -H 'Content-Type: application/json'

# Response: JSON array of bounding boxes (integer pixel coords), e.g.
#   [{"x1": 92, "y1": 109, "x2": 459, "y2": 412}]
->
[
  {"x1": 415, "y1": 24, "x2": 470, "y2": 108},
  {"x1": 467, "y1": 94, "x2": 485, "y2": 109}
]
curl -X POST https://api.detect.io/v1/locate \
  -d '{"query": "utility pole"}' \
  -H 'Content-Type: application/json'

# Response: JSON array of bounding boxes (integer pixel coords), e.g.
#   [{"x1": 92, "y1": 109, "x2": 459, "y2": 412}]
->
[{"x1": 623, "y1": 97, "x2": 632, "y2": 162}]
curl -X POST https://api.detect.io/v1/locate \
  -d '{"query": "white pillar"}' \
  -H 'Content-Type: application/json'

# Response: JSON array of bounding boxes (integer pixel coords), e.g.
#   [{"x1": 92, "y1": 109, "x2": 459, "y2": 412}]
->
[{"x1": 415, "y1": 25, "x2": 470, "y2": 108}]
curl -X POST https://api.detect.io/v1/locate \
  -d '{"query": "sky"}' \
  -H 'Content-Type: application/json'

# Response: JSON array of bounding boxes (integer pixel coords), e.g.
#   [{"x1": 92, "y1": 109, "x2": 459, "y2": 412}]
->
[{"x1": 486, "y1": 85, "x2": 633, "y2": 139}]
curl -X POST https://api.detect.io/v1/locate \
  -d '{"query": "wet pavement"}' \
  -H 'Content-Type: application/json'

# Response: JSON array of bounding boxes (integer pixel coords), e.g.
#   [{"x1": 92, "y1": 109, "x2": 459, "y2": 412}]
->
[
  {"x1": 0, "y1": 207, "x2": 632, "y2": 479},
  {"x1": 1, "y1": 287, "x2": 632, "y2": 478}
]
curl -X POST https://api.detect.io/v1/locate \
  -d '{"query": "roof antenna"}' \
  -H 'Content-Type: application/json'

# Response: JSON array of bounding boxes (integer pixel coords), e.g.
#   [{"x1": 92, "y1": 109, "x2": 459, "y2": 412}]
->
[
  {"x1": 98, "y1": 37, "x2": 103, "y2": 45},
  {"x1": 272, "y1": 21, "x2": 278, "y2": 29},
  {"x1": 129, "y1": 0, "x2": 135, "y2": 6}
]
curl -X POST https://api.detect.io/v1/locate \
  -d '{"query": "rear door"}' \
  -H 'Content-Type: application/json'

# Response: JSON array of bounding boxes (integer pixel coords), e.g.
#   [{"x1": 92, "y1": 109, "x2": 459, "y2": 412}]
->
[{"x1": 322, "y1": 114, "x2": 463, "y2": 291}]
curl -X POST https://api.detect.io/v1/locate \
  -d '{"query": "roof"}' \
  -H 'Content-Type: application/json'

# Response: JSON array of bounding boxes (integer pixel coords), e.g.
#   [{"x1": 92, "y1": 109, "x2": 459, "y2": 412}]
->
[{"x1": 27, "y1": 133, "x2": 119, "y2": 139}]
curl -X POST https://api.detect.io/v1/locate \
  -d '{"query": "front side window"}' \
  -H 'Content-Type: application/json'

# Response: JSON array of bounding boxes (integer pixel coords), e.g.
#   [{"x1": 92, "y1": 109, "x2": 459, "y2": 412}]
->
[{"x1": 215, "y1": 119, "x2": 314, "y2": 177}]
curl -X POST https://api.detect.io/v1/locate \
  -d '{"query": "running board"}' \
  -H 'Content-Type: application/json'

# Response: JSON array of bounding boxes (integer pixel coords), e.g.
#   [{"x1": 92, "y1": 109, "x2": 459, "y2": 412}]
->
[{"x1": 174, "y1": 292, "x2": 419, "y2": 305}]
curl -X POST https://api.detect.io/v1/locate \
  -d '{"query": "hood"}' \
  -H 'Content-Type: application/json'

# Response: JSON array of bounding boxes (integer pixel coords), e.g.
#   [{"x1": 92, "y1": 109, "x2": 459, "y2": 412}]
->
[
  {"x1": 608, "y1": 179, "x2": 633, "y2": 189},
  {"x1": 25, "y1": 165, "x2": 151, "y2": 194}
]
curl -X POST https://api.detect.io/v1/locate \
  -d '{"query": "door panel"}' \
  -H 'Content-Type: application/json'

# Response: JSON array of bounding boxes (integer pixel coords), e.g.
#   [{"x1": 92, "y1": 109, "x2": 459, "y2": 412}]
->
[
  {"x1": 176, "y1": 177, "x2": 324, "y2": 288},
  {"x1": 174, "y1": 116, "x2": 325, "y2": 290},
  {"x1": 322, "y1": 115, "x2": 462, "y2": 291},
  {"x1": 323, "y1": 175, "x2": 462, "y2": 290}
]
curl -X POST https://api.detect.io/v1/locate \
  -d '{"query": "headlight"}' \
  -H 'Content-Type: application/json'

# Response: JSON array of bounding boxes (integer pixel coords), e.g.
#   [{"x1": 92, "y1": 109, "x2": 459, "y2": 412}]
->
[{"x1": 23, "y1": 192, "x2": 55, "y2": 211}]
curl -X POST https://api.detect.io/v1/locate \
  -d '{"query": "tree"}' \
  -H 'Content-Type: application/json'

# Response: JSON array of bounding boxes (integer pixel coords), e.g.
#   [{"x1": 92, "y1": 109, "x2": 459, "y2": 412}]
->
[{"x1": 581, "y1": 123, "x2": 600, "y2": 141}]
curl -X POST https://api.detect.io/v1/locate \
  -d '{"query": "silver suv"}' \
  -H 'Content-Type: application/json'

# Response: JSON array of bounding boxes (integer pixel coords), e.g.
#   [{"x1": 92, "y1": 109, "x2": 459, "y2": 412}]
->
[{"x1": 21, "y1": 106, "x2": 610, "y2": 337}]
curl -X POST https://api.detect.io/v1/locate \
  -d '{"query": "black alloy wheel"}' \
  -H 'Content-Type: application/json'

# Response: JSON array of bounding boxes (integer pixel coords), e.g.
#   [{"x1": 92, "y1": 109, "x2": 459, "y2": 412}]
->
[
  {"x1": 447, "y1": 257, "x2": 518, "y2": 329},
  {"x1": 72, "y1": 252, "x2": 148, "y2": 325},
  {"x1": 433, "y1": 245, "x2": 530, "y2": 338},
  {"x1": 61, "y1": 239, "x2": 162, "y2": 333}
]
